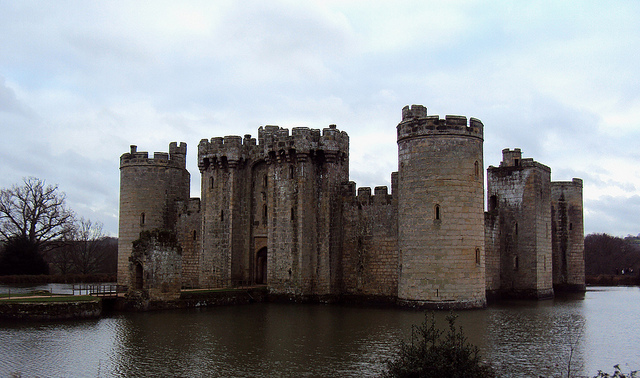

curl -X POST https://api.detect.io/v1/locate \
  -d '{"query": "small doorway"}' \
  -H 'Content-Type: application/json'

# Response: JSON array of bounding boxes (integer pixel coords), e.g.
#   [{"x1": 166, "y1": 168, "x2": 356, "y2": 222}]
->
[
  {"x1": 134, "y1": 262, "x2": 144, "y2": 290},
  {"x1": 255, "y1": 248, "x2": 267, "y2": 284}
]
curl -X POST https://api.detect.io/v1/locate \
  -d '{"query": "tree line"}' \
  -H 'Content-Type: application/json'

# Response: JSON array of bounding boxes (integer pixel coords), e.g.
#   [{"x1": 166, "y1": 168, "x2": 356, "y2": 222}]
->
[
  {"x1": 0, "y1": 177, "x2": 116, "y2": 276},
  {"x1": 585, "y1": 233, "x2": 640, "y2": 277}
]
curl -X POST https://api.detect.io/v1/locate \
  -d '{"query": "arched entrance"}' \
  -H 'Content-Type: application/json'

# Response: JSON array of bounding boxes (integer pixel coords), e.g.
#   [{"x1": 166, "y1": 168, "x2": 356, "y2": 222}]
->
[
  {"x1": 255, "y1": 248, "x2": 267, "y2": 284},
  {"x1": 134, "y1": 262, "x2": 144, "y2": 290}
]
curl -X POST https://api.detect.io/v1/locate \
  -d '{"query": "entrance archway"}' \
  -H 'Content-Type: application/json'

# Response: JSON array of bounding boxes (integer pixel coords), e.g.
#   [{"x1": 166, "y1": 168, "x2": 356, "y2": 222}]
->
[
  {"x1": 255, "y1": 248, "x2": 267, "y2": 284},
  {"x1": 134, "y1": 262, "x2": 144, "y2": 290}
]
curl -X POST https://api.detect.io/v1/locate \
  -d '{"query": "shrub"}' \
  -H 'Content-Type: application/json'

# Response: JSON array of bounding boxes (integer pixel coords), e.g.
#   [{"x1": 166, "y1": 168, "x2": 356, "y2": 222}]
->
[
  {"x1": 593, "y1": 365, "x2": 638, "y2": 378},
  {"x1": 383, "y1": 312, "x2": 495, "y2": 378}
]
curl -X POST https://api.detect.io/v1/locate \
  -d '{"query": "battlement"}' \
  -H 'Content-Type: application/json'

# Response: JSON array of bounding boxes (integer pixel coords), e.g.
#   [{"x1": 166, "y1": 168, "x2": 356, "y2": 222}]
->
[
  {"x1": 397, "y1": 105, "x2": 483, "y2": 142},
  {"x1": 199, "y1": 124, "x2": 349, "y2": 171},
  {"x1": 491, "y1": 148, "x2": 551, "y2": 173},
  {"x1": 120, "y1": 143, "x2": 187, "y2": 169},
  {"x1": 552, "y1": 178, "x2": 583, "y2": 188},
  {"x1": 342, "y1": 182, "x2": 393, "y2": 206}
]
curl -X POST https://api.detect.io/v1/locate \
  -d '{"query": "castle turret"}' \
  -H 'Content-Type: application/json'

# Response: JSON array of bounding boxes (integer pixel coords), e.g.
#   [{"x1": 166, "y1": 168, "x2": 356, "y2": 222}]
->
[
  {"x1": 198, "y1": 135, "x2": 255, "y2": 287},
  {"x1": 396, "y1": 105, "x2": 486, "y2": 309},
  {"x1": 117, "y1": 143, "x2": 190, "y2": 288}
]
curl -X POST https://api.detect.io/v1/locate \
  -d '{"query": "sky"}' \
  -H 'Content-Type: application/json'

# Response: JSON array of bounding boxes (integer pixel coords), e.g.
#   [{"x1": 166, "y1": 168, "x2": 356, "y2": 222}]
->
[{"x1": 1, "y1": 1, "x2": 639, "y2": 237}]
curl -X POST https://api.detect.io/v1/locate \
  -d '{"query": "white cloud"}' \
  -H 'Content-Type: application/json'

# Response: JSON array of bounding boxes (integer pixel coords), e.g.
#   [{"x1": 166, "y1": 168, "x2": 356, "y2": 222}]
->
[{"x1": 1, "y1": 1, "x2": 639, "y2": 237}]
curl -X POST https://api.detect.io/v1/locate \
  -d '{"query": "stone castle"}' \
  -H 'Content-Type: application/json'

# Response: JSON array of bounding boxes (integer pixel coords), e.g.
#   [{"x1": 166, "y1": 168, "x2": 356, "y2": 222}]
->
[{"x1": 117, "y1": 104, "x2": 585, "y2": 309}]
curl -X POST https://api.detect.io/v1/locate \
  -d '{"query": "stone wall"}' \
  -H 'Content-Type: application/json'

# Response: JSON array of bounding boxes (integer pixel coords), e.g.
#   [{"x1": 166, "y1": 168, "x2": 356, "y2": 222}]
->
[
  {"x1": 487, "y1": 149, "x2": 553, "y2": 299},
  {"x1": 177, "y1": 198, "x2": 202, "y2": 288},
  {"x1": 130, "y1": 229, "x2": 182, "y2": 301},
  {"x1": 0, "y1": 300, "x2": 102, "y2": 321},
  {"x1": 484, "y1": 211, "x2": 501, "y2": 297},
  {"x1": 551, "y1": 179, "x2": 585, "y2": 291},
  {"x1": 341, "y1": 183, "x2": 398, "y2": 298}
]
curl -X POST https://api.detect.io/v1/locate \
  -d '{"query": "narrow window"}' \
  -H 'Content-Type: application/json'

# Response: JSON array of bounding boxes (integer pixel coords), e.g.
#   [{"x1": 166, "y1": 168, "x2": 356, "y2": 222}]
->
[
  {"x1": 263, "y1": 175, "x2": 267, "y2": 188},
  {"x1": 475, "y1": 248, "x2": 481, "y2": 265},
  {"x1": 514, "y1": 158, "x2": 520, "y2": 167},
  {"x1": 210, "y1": 176, "x2": 214, "y2": 190},
  {"x1": 140, "y1": 212, "x2": 145, "y2": 226},
  {"x1": 289, "y1": 165, "x2": 295, "y2": 179},
  {"x1": 515, "y1": 222, "x2": 518, "y2": 235},
  {"x1": 569, "y1": 223, "x2": 573, "y2": 231},
  {"x1": 514, "y1": 256, "x2": 519, "y2": 270},
  {"x1": 192, "y1": 230, "x2": 197, "y2": 241},
  {"x1": 474, "y1": 161, "x2": 480, "y2": 179},
  {"x1": 263, "y1": 205, "x2": 267, "y2": 220},
  {"x1": 435, "y1": 205, "x2": 441, "y2": 220},
  {"x1": 291, "y1": 207, "x2": 295, "y2": 221},
  {"x1": 220, "y1": 210, "x2": 224, "y2": 222}
]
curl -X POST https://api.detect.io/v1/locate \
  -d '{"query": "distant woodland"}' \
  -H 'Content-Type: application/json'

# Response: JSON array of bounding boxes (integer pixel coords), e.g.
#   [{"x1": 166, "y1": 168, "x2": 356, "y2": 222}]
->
[{"x1": 585, "y1": 233, "x2": 640, "y2": 285}]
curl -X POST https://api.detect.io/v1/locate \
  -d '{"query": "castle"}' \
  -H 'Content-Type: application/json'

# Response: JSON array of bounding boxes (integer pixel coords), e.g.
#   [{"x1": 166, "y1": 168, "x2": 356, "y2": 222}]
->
[{"x1": 117, "y1": 105, "x2": 585, "y2": 309}]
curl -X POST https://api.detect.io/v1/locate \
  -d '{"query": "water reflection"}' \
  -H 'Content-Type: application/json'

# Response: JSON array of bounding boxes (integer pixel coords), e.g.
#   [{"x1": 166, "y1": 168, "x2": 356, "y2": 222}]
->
[{"x1": 1, "y1": 287, "x2": 638, "y2": 377}]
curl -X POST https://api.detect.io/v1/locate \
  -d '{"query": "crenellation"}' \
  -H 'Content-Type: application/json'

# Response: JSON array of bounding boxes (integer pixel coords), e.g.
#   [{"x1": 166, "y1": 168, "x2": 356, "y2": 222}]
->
[
  {"x1": 118, "y1": 104, "x2": 584, "y2": 307},
  {"x1": 357, "y1": 187, "x2": 372, "y2": 204},
  {"x1": 401, "y1": 104, "x2": 428, "y2": 120},
  {"x1": 397, "y1": 109, "x2": 484, "y2": 143}
]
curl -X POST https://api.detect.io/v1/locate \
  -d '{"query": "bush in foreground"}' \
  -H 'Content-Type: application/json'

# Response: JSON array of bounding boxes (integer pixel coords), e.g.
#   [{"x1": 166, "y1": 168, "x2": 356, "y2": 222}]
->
[{"x1": 383, "y1": 312, "x2": 495, "y2": 378}]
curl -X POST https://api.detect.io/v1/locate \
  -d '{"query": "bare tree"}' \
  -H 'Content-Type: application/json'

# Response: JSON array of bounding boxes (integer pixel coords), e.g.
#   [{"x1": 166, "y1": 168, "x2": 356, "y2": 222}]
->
[
  {"x1": 0, "y1": 177, "x2": 75, "y2": 252},
  {"x1": 71, "y1": 217, "x2": 108, "y2": 274}
]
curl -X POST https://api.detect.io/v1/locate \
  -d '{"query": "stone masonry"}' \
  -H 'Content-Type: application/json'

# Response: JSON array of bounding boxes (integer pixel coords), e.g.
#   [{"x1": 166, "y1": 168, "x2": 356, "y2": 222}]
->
[{"x1": 117, "y1": 105, "x2": 585, "y2": 308}]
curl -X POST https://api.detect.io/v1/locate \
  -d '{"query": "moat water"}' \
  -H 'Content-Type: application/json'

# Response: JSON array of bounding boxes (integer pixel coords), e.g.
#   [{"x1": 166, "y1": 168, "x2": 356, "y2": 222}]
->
[{"x1": 0, "y1": 286, "x2": 639, "y2": 377}]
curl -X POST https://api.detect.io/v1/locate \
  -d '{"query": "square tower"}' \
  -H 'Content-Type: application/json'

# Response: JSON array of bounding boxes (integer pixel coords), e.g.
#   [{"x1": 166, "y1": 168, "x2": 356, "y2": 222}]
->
[{"x1": 487, "y1": 149, "x2": 554, "y2": 299}]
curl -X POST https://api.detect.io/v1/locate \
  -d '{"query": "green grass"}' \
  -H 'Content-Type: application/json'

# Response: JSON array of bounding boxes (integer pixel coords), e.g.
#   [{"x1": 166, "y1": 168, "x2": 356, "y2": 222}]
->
[{"x1": 0, "y1": 295, "x2": 98, "y2": 303}]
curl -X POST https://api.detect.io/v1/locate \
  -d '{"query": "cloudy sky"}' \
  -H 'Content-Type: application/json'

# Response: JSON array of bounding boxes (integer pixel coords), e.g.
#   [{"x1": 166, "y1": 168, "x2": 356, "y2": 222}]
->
[{"x1": 1, "y1": 1, "x2": 639, "y2": 237}]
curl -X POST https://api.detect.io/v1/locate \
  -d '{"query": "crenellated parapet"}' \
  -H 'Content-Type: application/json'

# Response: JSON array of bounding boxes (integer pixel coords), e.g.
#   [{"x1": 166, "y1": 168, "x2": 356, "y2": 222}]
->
[
  {"x1": 120, "y1": 143, "x2": 187, "y2": 169},
  {"x1": 197, "y1": 134, "x2": 258, "y2": 171},
  {"x1": 342, "y1": 182, "x2": 394, "y2": 206},
  {"x1": 198, "y1": 124, "x2": 349, "y2": 171},
  {"x1": 259, "y1": 124, "x2": 349, "y2": 164},
  {"x1": 552, "y1": 178, "x2": 583, "y2": 189},
  {"x1": 397, "y1": 105, "x2": 483, "y2": 142}
]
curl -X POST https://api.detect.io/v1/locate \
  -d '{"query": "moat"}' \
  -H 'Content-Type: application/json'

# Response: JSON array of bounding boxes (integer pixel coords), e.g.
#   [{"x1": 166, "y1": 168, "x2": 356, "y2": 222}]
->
[{"x1": 1, "y1": 286, "x2": 639, "y2": 377}]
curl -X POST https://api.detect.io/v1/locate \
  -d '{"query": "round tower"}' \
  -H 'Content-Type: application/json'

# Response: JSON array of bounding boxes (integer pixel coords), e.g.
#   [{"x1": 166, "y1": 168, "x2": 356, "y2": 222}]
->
[
  {"x1": 396, "y1": 105, "x2": 486, "y2": 309},
  {"x1": 117, "y1": 142, "x2": 190, "y2": 287}
]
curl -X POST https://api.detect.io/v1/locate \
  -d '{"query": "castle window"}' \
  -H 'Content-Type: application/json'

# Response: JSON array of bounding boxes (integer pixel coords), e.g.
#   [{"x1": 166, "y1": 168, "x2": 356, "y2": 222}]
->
[
  {"x1": 193, "y1": 230, "x2": 197, "y2": 241},
  {"x1": 220, "y1": 210, "x2": 224, "y2": 222},
  {"x1": 263, "y1": 205, "x2": 267, "y2": 221},
  {"x1": 210, "y1": 176, "x2": 214, "y2": 190},
  {"x1": 515, "y1": 222, "x2": 518, "y2": 235},
  {"x1": 263, "y1": 175, "x2": 267, "y2": 188},
  {"x1": 140, "y1": 212, "x2": 145, "y2": 226},
  {"x1": 474, "y1": 161, "x2": 480, "y2": 179},
  {"x1": 514, "y1": 256, "x2": 519, "y2": 270},
  {"x1": 569, "y1": 223, "x2": 573, "y2": 231},
  {"x1": 290, "y1": 165, "x2": 295, "y2": 179},
  {"x1": 475, "y1": 248, "x2": 481, "y2": 265},
  {"x1": 434, "y1": 204, "x2": 441, "y2": 220},
  {"x1": 291, "y1": 207, "x2": 295, "y2": 221},
  {"x1": 514, "y1": 159, "x2": 520, "y2": 167}
]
